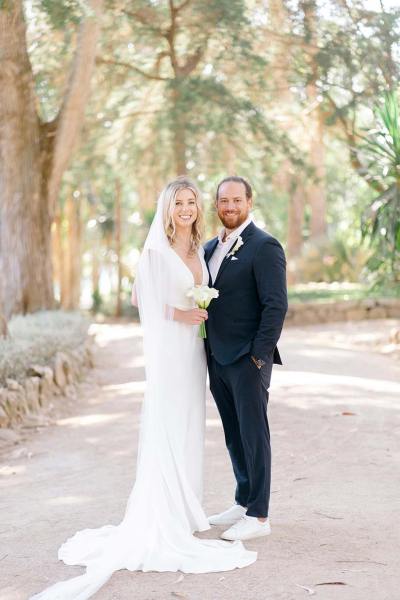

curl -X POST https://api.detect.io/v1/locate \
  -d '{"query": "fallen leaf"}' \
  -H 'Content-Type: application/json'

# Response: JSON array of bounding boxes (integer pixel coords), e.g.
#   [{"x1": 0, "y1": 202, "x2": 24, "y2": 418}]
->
[
  {"x1": 171, "y1": 593, "x2": 189, "y2": 599},
  {"x1": 342, "y1": 411, "x2": 357, "y2": 416},
  {"x1": 293, "y1": 477, "x2": 308, "y2": 482},
  {"x1": 315, "y1": 582, "x2": 347, "y2": 586},
  {"x1": 295, "y1": 583, "x2": 315, "y2": 595}
]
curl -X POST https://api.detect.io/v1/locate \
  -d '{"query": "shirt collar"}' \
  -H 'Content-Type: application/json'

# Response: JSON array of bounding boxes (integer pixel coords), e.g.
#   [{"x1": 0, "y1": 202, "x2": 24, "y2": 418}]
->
[{"x1": 218, "y1": 214, "x2": 253, "y2": 244}]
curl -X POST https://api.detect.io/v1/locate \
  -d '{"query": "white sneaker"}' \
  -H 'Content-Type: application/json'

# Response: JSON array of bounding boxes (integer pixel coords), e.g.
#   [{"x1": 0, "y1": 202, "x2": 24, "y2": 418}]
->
[
  {"x1": 221, "y1": 515, "x2": 271, "y2": 541},
  {"x1": 208, "y1": 504, "x2": 247, "y2": 526}
]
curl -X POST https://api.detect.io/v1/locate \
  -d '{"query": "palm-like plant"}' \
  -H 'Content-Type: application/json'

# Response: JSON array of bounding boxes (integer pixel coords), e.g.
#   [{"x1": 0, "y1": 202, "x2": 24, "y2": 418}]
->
[{"x1": 360, "y1": 90, "x2": 400, "y2": 283}]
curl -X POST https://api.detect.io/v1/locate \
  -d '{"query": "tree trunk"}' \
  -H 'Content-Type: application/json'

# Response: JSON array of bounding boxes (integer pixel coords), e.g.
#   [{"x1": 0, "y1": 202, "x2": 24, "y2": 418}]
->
[
  {"x1": 302, "y1": 0, "x2": 327, "y2": 240},
  {"x1": 307, "y1": 102, "x2": 327, "y2": 239},
  {"x1": 52, "y1": 211, "x2": 64, "y2": 305},
  {"x1": 268, "y1": 0, "x2": 306, "y2": 267},
  {"x1": 87, "y1": 198, "x2": 101, "y2": 304},
  {"x1": 62, "y1": 196, "x2": 81, "y2": 310},
  {"x1": 0, "y1": 1, "x2": 53, "y2": 319},
  {"x1": 172, "y1": 84, "x2": 187, "y2": 175},
  {"x1": 46, "y1": 0, "x2": 103, "y2": 217},
  {"x1": 0, "y1": 0, "x2": 102, "y2": 318},
  {"x1": 115, "y1": 179, "x2": 123, "y2": 317},
  {"x1": 0, "y1": 313, "x2": 9, "y2": 338},
  {"x1": 287, "y1": 179, "x2": 305, "y2": 256}
]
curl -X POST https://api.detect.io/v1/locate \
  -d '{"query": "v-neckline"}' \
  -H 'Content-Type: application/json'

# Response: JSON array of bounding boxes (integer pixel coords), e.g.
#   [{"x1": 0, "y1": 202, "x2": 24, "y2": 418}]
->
[{"x1": 170, "y1": 247, "x2": 205, "y2": 286}]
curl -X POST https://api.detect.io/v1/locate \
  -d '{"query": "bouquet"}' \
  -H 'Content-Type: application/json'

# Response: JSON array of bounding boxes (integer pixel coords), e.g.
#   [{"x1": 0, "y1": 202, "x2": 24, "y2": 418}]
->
[{"x1": 187, "y1": 285, "x2": 219, "y2": 339}]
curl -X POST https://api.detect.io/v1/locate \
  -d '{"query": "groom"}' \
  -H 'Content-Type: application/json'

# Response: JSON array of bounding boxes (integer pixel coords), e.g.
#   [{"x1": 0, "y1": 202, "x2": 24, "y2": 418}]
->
[{"x1": 204, "y1": 176, "x2": 288, "y2": 541}]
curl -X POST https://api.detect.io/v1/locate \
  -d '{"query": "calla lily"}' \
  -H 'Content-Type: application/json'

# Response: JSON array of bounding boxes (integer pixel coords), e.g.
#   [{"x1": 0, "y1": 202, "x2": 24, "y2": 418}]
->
[{"x1": 187, "y1": 285, "x2": 219, "y2": 338}]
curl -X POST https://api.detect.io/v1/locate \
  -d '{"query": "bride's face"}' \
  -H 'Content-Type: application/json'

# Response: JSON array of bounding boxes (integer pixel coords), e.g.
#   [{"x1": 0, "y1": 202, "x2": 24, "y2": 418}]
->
[{"x1": 173, "y1": 188, "x2": 198, "y2": 231}]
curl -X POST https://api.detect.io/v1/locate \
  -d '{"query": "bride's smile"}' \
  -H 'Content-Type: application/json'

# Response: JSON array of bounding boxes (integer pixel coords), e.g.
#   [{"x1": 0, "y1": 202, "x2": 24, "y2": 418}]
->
[{"x1": 173, "y1": 188, "x2": 198, "y2": 229}]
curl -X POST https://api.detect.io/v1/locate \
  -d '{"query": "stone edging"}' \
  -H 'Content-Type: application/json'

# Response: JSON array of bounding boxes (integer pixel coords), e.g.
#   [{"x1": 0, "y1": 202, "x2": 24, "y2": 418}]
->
[
  {"x1": 285, "y1": 298, "x2": 400, "y2": 326},
  {"x1": 0, "y1": 339, "x2": 94, "y2": 429}
]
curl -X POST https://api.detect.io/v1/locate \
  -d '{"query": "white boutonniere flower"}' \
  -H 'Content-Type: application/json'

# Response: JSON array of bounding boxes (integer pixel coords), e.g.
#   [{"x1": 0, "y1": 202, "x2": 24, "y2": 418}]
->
[{"x1": 226, "y1": 235, "x2": 244, "y2": 259}]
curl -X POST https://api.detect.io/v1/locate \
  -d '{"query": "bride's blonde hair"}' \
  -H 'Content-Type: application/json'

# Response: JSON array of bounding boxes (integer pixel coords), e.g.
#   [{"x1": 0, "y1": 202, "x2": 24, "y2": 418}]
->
[{"x1": 161, "y1": 176, "x2": 204, "y2": 254}]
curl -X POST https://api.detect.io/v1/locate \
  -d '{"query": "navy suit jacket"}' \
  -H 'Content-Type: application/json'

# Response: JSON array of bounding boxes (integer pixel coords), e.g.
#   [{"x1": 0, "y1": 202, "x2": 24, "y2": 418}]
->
[{"x1": 204, "y1": 221, "x2": 288, "y2": 366}]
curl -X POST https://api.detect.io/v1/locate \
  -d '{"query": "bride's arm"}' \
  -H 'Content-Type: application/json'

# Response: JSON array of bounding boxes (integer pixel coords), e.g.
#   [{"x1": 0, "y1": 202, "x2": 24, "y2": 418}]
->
[{"x1": 131, "y1": 282, "x2": 138, "y2": 307}]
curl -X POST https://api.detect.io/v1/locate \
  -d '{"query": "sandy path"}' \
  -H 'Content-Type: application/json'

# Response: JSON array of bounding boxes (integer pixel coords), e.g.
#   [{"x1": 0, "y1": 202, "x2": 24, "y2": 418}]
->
[{"x1": 1, "y1": 320, "x2": 399, "y2": 600}]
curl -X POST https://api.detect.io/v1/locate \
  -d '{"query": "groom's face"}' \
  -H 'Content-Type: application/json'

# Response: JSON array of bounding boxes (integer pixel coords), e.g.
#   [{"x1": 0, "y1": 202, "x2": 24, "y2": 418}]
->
[{"x1": 216, "y1": 181, "x2": 252, "y2": 232}]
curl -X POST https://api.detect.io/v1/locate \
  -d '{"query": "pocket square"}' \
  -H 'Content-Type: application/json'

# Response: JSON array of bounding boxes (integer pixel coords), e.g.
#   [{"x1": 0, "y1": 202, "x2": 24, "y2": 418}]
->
[{"x1": 231, "y1": 256, "x2": 239, "y2": 261}]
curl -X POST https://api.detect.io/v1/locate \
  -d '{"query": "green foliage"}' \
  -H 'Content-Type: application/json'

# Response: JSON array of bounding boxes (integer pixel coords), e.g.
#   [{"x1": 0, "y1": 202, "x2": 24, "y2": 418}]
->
[
  {"x1": 0, "y1": 311, "x2": 90, "y2": 385},
  {"x1": 21, "y1": 0, "x2": 400, "y2": 303},
  {"x1": 91, "y1": 289, "x2": 102, "y2": 314},
  {"x1": 360, "y1": 91, "x2": 400, "y2": 283},
  {"x1": 38, "y1": 0, "x2": 85, "y2": 28},
  {"x1": 288, "y1": 282, "x2": 400, "y2": 304},
  {"x1": 295, "y1": 235, "x2": 370, "y2": 284}
]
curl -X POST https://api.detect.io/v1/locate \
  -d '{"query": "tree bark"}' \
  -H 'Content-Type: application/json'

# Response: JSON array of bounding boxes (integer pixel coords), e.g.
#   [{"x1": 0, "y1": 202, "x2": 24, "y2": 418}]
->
[
  {"x1": 61, "y1": 196, "x2": 81, "y2": 310},
  {"x1": 268, "y1": 0, "x2": 306, "y2": 267},
  {"x1": 171, "y1": 84, "x2": 187, "y2": 175},
  {"x1": 0, "y1": 1, "x2": 52, "y2": 318},
  {"x1": 0, "y1": 0, "x2": 102, "y2": 318},
  {"x1": 307, "y1": 106, "x2": 327, "y2": 239},
  {"x1": 302, "y1": 0, "x2": 327, "y2": 240},
  {"x1": 287, "y1": 178, "x2": 305, "y2": 284},
  {"x1": 47, "y1": 0, "x2": 103, "y2": 218},
  {"x1": 115, "y1": 179, "x2": 123, "y2": 317},
  {"x1": 52, "y1": 210, "x2": 64, "y2": 305}
]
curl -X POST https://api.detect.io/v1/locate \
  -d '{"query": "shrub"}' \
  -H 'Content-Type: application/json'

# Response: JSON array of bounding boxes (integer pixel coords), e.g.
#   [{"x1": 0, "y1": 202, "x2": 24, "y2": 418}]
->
[
  {"x1": 0, "y1": 311, "x2": 90, "y2": 386},
  {"x1": 295, "y1": 236, "x2": 369, "y2": 283}
]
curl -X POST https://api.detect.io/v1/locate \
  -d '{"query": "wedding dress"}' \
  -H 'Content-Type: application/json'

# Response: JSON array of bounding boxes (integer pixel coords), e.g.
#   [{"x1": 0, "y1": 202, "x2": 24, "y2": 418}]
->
[{"x1": 30, "y1": 193, "x2": 256, "y2": 600}]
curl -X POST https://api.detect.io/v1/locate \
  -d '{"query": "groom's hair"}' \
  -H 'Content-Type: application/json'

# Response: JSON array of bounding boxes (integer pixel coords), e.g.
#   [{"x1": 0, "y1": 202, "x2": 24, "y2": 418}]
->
[{"x1": 216, "y1": 176, "x2": 252, "y2": 201}]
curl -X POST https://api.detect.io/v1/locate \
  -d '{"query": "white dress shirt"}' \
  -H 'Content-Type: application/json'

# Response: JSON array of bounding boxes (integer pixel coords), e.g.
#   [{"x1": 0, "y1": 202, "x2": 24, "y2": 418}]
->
[{"x1": 208, "y1": 215, "x2": 253, "y2": 284}]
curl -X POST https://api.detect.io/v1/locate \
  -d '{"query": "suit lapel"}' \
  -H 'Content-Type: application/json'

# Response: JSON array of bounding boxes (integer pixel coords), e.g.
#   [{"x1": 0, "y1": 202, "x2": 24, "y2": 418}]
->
[
  {"x1": 214, "y1": 221, "x2": 256, "y2": 286},
  {"x1": 205, "y1": 238, "x2": 219, "y2": 264},
  {"x1": 213, "y1": 238, "x2": 239, "y2": 285}
]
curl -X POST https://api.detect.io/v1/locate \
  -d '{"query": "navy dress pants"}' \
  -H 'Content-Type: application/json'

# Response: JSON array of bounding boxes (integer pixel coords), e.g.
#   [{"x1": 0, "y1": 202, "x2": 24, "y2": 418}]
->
[{"x1": 208, "y1": 353, "x2": 273, "y2": 518}]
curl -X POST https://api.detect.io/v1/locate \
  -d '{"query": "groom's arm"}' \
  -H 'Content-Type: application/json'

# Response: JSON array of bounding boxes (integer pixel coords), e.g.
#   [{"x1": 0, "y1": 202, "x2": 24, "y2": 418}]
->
[{"x1": 251, "y1": 238, "x2": 288, "y2": 364}]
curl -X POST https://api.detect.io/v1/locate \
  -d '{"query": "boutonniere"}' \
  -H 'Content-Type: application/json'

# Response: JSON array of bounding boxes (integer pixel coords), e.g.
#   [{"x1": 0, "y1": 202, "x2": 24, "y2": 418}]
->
[{"x1": 226, "y1": 235, "x2": 244, "y2": 259}]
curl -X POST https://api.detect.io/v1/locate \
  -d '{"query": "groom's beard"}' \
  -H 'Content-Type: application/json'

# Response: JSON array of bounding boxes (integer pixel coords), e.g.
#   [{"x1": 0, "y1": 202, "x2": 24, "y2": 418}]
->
[{"x1": 219, "y1": 211, "x2": 249, "y2": 231}]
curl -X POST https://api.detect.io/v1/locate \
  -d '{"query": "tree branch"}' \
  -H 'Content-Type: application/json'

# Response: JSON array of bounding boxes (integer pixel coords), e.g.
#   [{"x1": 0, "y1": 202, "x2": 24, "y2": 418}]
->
[
  {"x1": 96, "y1": 57, "x2": 169, "y2": 81},
  {"x1": 175, "y1": 0, "x2": 192, "y2": 13},
  {"x1": 325, "y1": 93, "x2": 385, "y2": 193},
  {"x1": 166, "y1": 0, "x2": 179, "y2": 75},
  {"x1": 47, "y1": 0, "x2": 103, "y2": 218},
  {"x1": 179, "y1": 44, "x2": 207, "y2": 77},
  {"x1": 121, "y1": 8, "x2": 165, "y2": 34}
]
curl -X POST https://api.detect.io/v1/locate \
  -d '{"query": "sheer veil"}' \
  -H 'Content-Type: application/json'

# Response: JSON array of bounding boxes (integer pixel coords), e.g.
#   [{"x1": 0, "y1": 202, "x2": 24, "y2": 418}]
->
[{"x1": 29, "y1": 179, "x2": 256, "y2": 600}]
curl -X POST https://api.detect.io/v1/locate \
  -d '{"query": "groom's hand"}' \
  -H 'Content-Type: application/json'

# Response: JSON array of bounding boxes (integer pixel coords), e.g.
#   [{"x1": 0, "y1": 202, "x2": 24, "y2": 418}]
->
[{"x1": 251, "y1": 356, "x2": 265, "y2": 370}]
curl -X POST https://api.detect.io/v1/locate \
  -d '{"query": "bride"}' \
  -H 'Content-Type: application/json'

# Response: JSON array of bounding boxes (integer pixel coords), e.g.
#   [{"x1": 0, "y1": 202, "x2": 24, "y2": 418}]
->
[{"x1": 30, "y1": 177, "x2": 256, "y2": 600}]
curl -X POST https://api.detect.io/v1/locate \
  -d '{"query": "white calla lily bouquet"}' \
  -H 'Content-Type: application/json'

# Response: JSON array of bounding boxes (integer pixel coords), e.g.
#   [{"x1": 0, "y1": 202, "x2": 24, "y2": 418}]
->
[{"x1": 187, "y1": 285, "x2": 219, "y2": 338}]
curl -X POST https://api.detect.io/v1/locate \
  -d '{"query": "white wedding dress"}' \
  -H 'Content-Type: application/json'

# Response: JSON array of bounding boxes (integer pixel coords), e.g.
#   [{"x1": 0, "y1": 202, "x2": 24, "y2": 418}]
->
[{"x1": 30, "y1": 238, "x2": 256, "y2": 600}]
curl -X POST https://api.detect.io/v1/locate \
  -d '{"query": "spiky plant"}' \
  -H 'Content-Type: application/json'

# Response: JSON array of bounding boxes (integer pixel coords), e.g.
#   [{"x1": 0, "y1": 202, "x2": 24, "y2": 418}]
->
[{"x1": 360, "y1": 90, "x2": 400, "y2": 283}]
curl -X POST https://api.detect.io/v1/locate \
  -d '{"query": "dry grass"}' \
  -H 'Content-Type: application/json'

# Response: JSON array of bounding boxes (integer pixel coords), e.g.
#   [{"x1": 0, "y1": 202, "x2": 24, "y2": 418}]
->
[{"x1": 0, "y1": 311, "x2": 89, "y2": 386}]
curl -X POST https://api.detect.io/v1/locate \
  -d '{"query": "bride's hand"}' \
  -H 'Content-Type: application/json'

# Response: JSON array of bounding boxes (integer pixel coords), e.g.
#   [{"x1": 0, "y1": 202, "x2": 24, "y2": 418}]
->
[{"x1": 174, "y1": 308, "x2": 208, "y2": 325}]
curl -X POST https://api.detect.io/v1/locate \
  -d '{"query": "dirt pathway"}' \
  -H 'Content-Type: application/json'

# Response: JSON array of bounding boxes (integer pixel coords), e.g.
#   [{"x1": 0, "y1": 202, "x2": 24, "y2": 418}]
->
[{"x1": 1, "y1": 320, "x2": 399, "y2": 600}]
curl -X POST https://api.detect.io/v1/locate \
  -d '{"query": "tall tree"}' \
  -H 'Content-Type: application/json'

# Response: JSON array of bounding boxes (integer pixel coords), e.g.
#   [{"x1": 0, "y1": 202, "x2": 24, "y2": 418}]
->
[
  {"x1": 0, "y1": 0, "x2": 102, "y2": 318},
  {"x1": 301, "y1": 0, "x2": 327, "y2": 240},
  {"x1": 267, "y1": 0, "x2": 306, "y2": 276},
  {"x1": 97, "y1": 0, "x2": 276, "y2": 177}
]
